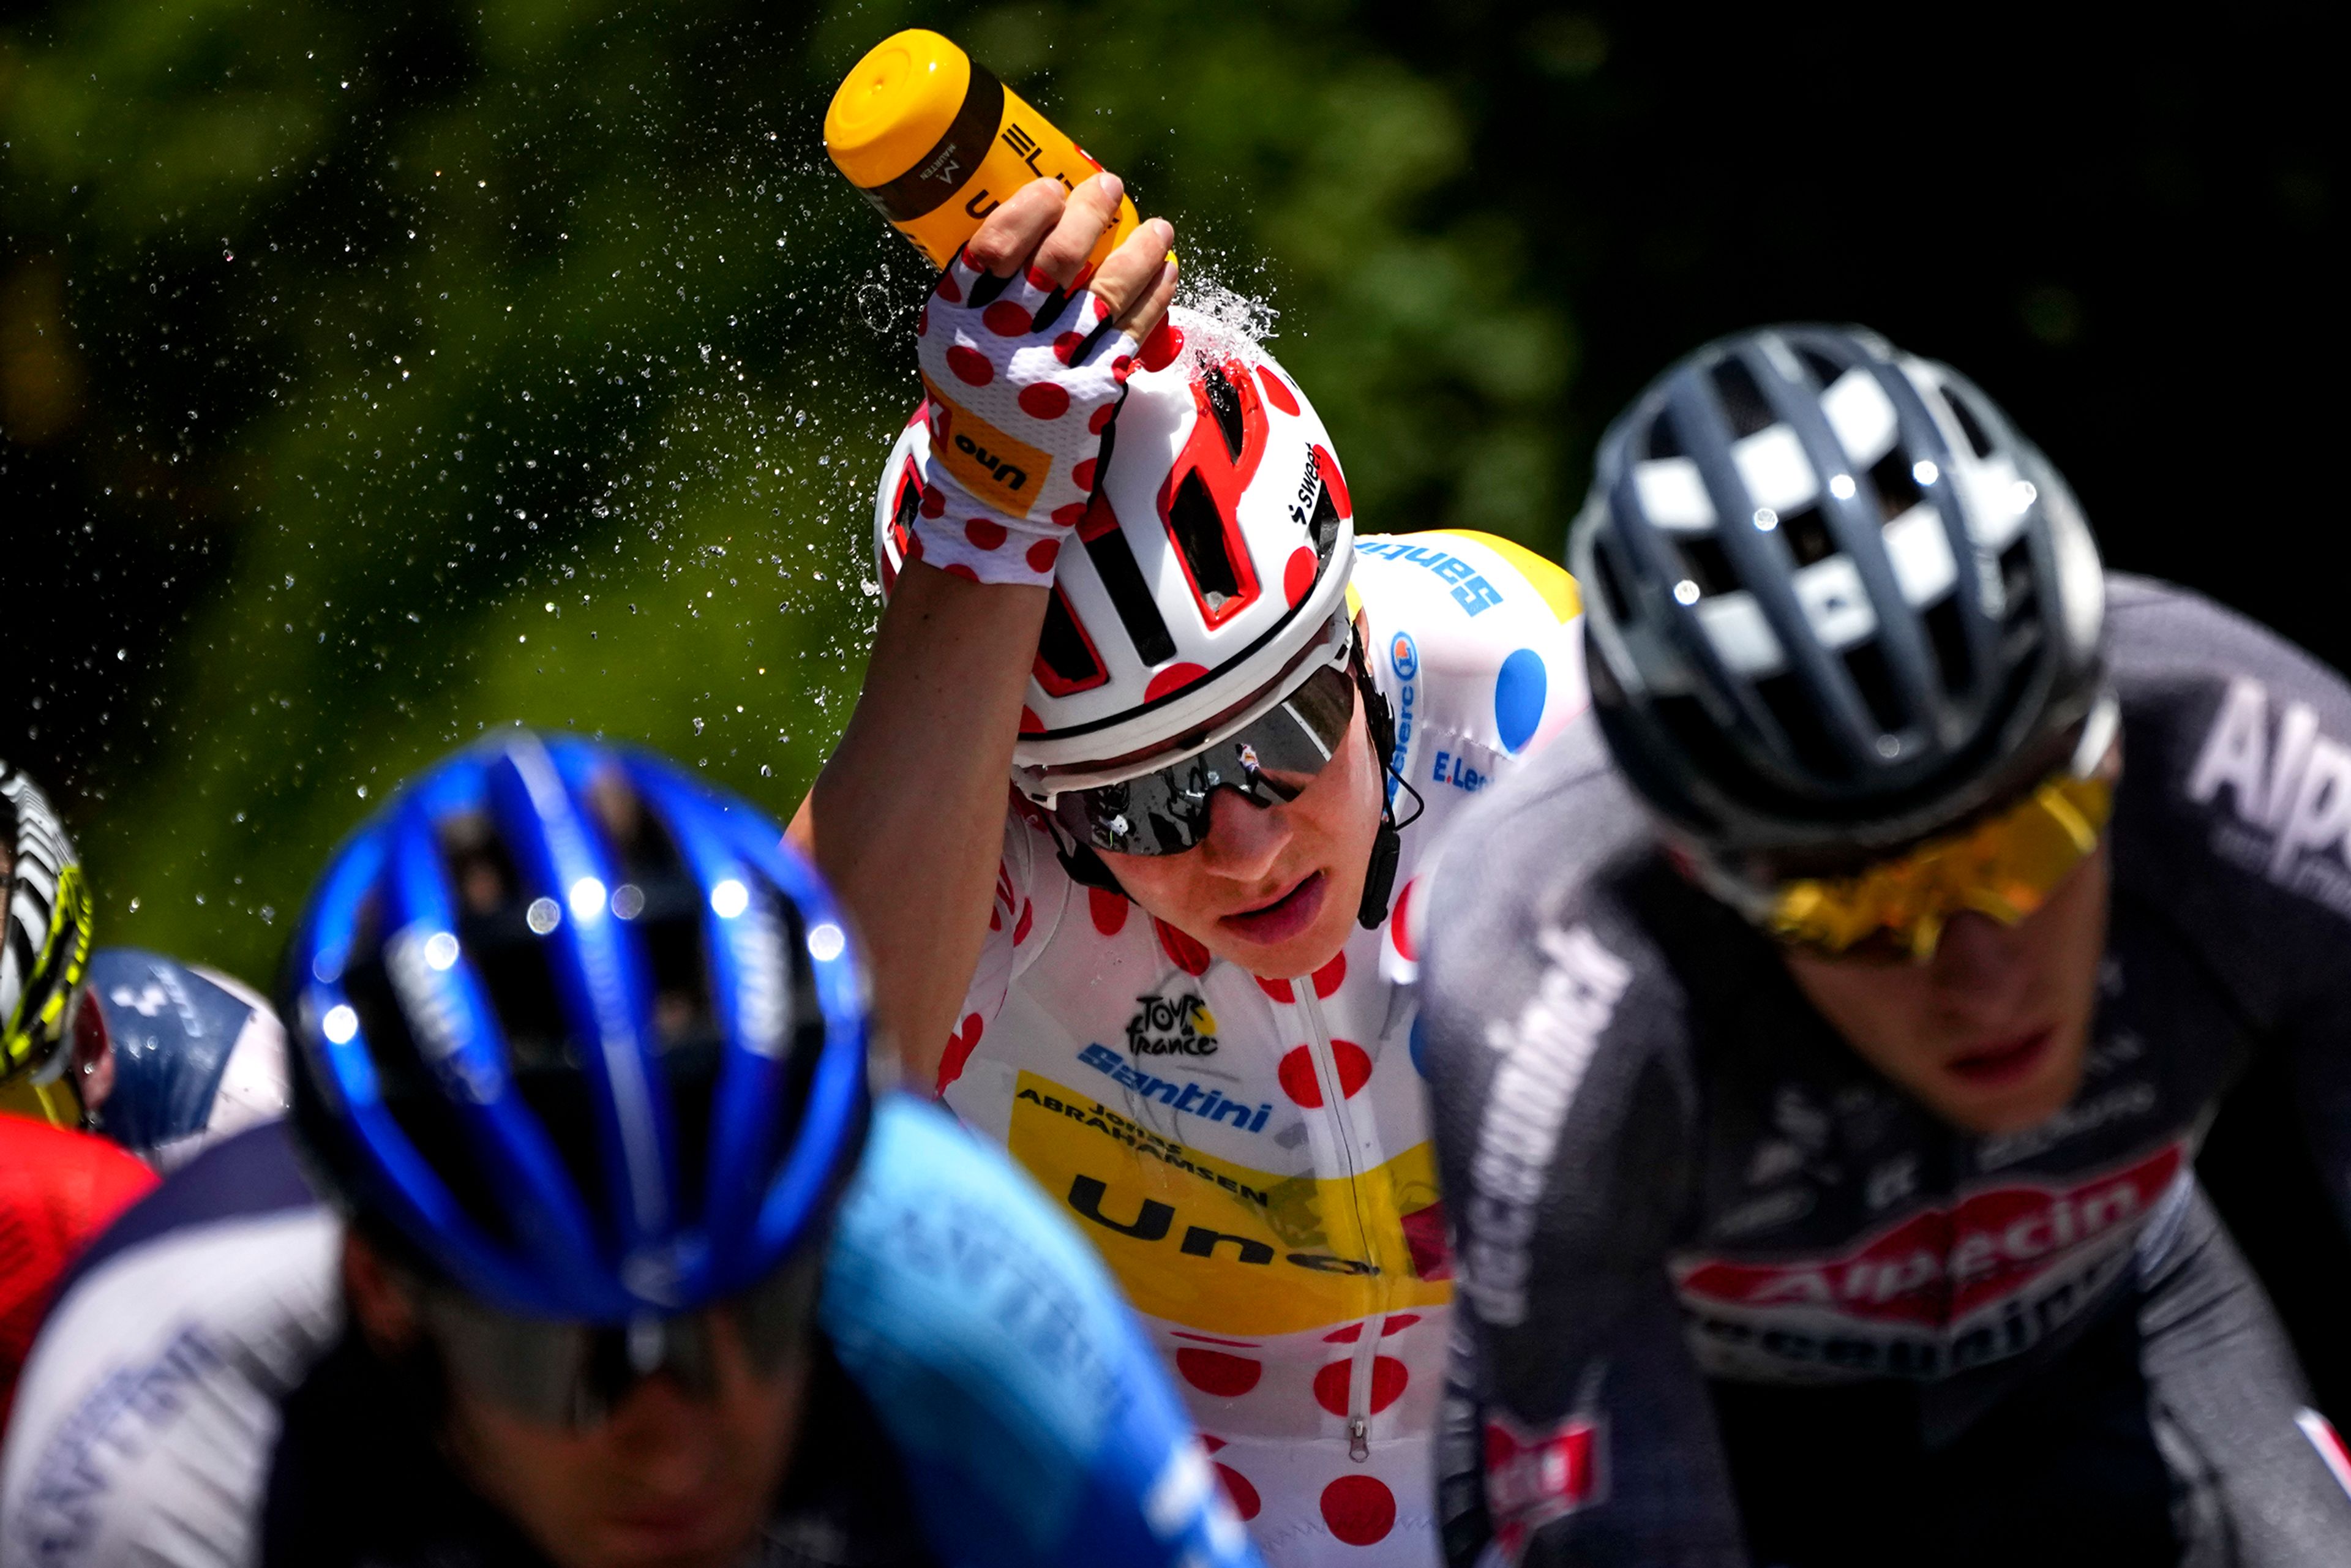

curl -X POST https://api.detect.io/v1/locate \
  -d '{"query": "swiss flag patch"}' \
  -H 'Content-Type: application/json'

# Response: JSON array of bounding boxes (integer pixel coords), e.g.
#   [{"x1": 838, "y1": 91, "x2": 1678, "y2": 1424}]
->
[{"x1": 1485, "y1": 1410, "x2": 1604, "y2": 1556}]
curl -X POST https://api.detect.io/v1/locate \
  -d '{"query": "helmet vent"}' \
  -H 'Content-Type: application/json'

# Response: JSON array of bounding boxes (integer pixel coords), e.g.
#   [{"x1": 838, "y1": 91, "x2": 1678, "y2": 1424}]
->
[
  {"x1": 1943, "y1": 388, "x2": 1997, "y2": 460},
  {"x1": 1081, "y1": 523, "x2": 1179, "y2": 667},
  {"x1": 1645, "y1": 416, "x2": 1684, "y2": 461},
  {"x1": 1309, "y1": 467, "x2": 1344, "y2": 560},
  {"x1": 888, "y1": 465, "x2": 923, "y2": 563},
  {"x1": 1796, "y1": 348, "x2": 1845, "y2": 390},
  {"x1": 1779, "y1": 504, "x2": 1835, "y2": 569},
  {"x1": 1842, "y1": 640, "x2": 1906, "y2": 736},
  {"x1": 1866, "y1": 448, "x2": 1920, "y2": 522},
  {"x1": 1167, "y1": 470, "x2": 1245, "y2": 605},
  {"x1": 1998, "y1": 539, "x2": 2038, "y2": 625},
  {"x1": 1674, "y1": 534, "x2": 1734, "y2": 598},
  {"x1": 1709, "y1": 358, "x2": 1775, "y2": 439},
  {"x1": 1923, "y1": 593, "x2": 1974, "y2": 696},
  {"x1": 1591, "y1": 535, "x2": 1638, "y2": 627},
  {"x1": 1755, "y1": 671, "x2": 1851, "y2": 781},
  {"x1": 1035, "y1": 585, "x2": 1110, "y2": 696},
  {"x1": 1201, "y1": 365, "x2": 1247, "y2": 460}
]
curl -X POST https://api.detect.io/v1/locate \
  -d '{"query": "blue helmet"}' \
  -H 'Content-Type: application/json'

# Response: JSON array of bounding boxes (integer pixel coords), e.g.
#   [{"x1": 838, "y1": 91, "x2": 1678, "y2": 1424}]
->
[
  {"x1": 1570, "y1": 324, "x2": 2107, "y2": 861},
  {"x1": 285, "y1": 732, "x2": 869, "y2": 1322}
]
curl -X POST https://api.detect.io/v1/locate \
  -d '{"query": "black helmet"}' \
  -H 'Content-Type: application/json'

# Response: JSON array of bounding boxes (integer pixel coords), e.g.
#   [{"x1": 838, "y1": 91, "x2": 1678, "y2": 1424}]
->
[{"x1": 1570, "y1": 324, "x2": 2106, "y2": 863}]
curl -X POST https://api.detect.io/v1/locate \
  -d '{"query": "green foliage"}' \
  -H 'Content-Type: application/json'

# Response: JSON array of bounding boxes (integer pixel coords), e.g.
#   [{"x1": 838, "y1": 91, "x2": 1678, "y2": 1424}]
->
[{"x1": 1, "y1": 0, "x2": 1588, "y2": 980}]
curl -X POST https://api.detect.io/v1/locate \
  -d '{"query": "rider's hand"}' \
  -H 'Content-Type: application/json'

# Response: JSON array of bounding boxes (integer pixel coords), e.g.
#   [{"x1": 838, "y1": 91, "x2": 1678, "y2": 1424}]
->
[{"x1": 910, "y1": 174, "x2": 1177, "y2": 587}]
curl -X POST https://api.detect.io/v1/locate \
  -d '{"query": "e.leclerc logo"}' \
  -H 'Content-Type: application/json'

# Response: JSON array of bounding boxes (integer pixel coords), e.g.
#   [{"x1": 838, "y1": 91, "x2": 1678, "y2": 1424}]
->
[{"x1": 1390, "y1": 631, "x2": 1419, "y2": 680}]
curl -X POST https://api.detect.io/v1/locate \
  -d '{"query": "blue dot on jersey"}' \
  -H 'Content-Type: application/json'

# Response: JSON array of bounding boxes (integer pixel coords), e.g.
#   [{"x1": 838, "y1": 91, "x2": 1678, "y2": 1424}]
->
[
  {"x1": 1409, "y1": 1015, "x2": 1430, "y2": 1078},
  {"x1": 1494, "y1": 648, "x2": 1547, "y2": 753}
]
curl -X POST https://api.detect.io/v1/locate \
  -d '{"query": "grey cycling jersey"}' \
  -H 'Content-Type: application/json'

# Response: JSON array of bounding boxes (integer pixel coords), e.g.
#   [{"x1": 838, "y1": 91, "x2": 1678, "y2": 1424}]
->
[{"x1": 1416, "y1": 576, "x2": 2351, "y2": 1564}]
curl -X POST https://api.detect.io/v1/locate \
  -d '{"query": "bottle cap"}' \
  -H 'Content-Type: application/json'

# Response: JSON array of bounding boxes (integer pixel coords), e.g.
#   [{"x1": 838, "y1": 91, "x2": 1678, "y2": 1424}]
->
[{"x1": 825, "y1": 29, "x2": 972, "y2": 190}]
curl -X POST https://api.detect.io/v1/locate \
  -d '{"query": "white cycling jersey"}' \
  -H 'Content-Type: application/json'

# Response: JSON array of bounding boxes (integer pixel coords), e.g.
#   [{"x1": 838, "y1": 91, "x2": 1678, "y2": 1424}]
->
[{"x1": 937, "y1": 530, "x2": 1587, "y2": 1566}]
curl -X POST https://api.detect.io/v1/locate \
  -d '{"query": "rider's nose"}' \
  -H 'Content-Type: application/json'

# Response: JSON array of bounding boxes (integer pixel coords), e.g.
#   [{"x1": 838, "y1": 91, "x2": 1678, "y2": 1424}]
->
[
  {"x1": 1198, "y1": 787, "x2": 1289, "y2": 882},
  {"x1": 1927, "y1": 911, "x2": 2034, "y2": 1016}
]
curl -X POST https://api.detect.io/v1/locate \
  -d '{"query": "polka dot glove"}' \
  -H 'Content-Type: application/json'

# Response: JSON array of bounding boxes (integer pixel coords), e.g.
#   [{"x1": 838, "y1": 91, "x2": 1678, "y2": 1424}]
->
[{"x1": 911, "y1": 247, "x2": 1139, "y2": 587}]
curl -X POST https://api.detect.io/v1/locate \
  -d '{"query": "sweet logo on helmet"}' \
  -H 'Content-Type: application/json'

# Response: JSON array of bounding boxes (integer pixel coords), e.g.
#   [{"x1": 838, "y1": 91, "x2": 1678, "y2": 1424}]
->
[
  {"x1": 1675, "y1": 1141, "x2": 2182, "y2": 1328},
  {"x1": 2188, "y1": 677, "x2": 2351, "y2": 917},
  {"x1": 920, "y1": 386, "x2": 1051, "y2": 516},
  {"x1": 1390, "y1": 632, "x2": 1419, "y2": 681}
]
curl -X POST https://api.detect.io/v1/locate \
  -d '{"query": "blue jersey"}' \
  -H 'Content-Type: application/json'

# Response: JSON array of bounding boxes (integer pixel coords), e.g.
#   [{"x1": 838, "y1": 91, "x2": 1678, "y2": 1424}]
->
[{"x1": 0, "y1": 1095, "x2": 1258, "y2": 1568}]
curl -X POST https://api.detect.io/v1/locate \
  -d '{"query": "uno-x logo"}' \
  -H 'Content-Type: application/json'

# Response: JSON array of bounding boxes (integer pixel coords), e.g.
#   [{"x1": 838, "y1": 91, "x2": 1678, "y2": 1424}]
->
[
  {"x1": 1065, "y1": 1172, "x2": 1420, "y2": 1281},
  {"x1": 1676, "y1": 1141, "x2": 2183, "y2": 1329},
  {"x1": 922, "y1": 388, "x2": 1051, "y2": 515},
  {"x1": 2189, "y1": 677, "x2": 2351, "y2": 915},
  {"x1": 1126, "y1": 992, "x2": 1219, "y2": 1057},
  {"x1": 1485, "y1": 1411, "x2": 1605, "y2": 1554}
]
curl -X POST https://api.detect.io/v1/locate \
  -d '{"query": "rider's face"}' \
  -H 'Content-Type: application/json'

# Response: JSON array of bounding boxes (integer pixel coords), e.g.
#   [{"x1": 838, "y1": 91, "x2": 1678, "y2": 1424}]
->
[
  {"x1": 1100, "y1": 693, "x2": 1384, "y2": 980},
  {"x1": 442, "y1": 1347, "x2": 804, "y2": 1568},
  {"x1": 1780, "y1": 845, "x2": 2110, "y2": 1135},
  {"x1": 344, "y1": 1237, "x2": 806, "y2": 1568}
]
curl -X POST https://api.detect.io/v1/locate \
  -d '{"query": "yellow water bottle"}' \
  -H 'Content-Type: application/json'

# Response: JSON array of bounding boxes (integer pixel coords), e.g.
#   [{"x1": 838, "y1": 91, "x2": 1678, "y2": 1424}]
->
[{"x1": 825, "y1": 29, "x2": 1142, "y2": 271}]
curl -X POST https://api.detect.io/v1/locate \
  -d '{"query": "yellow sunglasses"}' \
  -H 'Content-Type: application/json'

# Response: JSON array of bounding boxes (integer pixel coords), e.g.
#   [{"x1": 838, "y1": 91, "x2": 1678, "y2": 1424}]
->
[{"x1": 1761, "y1": 769, "x2": 2113, "y2": 961}]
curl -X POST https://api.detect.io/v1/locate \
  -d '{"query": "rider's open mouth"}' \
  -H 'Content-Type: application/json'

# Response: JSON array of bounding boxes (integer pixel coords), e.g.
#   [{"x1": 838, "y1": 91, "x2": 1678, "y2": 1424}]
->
[
  {"x1": 1944, "y1": 1027, "x2": 2055, "y2": 1088},
  {"x1": 1221, "y1": 870, "x2": 1327, "y2": 946}
]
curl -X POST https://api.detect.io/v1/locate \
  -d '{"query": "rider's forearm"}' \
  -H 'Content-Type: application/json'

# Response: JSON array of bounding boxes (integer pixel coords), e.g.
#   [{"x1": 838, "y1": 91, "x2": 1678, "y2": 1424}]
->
[{"x1": 791, "y1": 560, "x2": 1047, "y2": 1083}]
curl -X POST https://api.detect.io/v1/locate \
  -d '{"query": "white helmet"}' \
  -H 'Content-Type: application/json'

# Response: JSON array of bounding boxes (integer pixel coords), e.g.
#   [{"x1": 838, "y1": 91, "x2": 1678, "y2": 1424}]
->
[{"x1": 875, "y1": 307, "x2": 1357, "y2": 783}]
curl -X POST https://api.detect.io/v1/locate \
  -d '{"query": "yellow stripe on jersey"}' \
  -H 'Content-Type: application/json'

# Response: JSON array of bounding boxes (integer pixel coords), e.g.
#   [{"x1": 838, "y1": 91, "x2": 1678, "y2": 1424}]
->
[
  {"x1": 1414, "y1": 530, "x2": 1582, "y2": 623},
  {"x1": 0, "y1": 1073, "x2": 72, "y2": 1127},
  {"x1": 1008, "y1": 1070, "x2": 1453, "y2": 1337}
]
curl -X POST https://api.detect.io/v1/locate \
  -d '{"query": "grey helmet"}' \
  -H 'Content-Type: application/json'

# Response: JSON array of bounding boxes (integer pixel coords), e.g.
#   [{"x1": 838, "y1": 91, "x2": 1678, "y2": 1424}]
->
[{"x1": 1570, "y1": 324, "x2": 2107, "y2": 863}]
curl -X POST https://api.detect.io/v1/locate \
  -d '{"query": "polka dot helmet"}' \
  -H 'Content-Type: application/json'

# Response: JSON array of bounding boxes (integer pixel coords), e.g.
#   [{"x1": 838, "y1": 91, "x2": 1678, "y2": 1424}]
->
[
  {"x1": 1, "y1": 762, "x2": 94, "y2": 1084},
  {"x1": 875, "y1": 306, "x2": 1358, "y2": 781},
  {"x1": 1570, "y1": 324, "x2": 2107, "y2": 860}
]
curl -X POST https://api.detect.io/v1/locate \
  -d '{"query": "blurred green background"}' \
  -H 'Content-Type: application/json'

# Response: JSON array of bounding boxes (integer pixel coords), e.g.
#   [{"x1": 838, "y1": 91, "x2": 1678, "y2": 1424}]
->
[
  {"x1": 2, "y1": 0, "x2": 1589, "y2": 980},
  {"x1": 4, "y1": 0, "x2": 2340, "y2": 991}
]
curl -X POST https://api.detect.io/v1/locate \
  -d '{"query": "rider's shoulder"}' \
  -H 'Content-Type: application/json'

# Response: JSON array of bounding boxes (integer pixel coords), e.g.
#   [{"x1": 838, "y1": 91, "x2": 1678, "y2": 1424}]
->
[
  {"x1": 1419, "y1": 721, "x2": 1682, "y2": 1043},
  {"x1": 2107, "y1": 572, "x2": 2346, "y2": 699},
  {"x1": 824, "y1": 1093, "x2": 1130, "y2": 1354},
  {"x1": 1, "y1": 1123, "x2": 339, "y2": 1568},
  {"x1": 819, "y1": 1095, "x2": 1183, "y2": 1556},
  {"x1": 1354, "y1": 530, "x2": 1589, "y2": 764},
  {"x1": 1353, "y1": 528, "x2": 1581, "y2": 650}
]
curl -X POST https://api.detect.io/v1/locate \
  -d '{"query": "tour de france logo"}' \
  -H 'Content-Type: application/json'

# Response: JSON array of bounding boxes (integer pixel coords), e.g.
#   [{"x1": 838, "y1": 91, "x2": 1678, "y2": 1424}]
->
[{"x1": 1125, "y1": 992, "x2": 1220, "y2": 1057}]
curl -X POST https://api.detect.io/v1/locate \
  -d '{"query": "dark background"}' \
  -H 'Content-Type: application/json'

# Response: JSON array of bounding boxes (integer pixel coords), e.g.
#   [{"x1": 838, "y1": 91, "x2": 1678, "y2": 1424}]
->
[{"x1": 6, "y1": 0, "x2": 2346, "y2": 1410}]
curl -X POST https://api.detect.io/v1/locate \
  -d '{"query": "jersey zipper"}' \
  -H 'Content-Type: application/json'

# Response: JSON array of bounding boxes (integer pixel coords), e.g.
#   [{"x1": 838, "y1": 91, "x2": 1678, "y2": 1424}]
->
[{"x1": 1297, "y1": 983, "x2": 1382, "y2": 1464}]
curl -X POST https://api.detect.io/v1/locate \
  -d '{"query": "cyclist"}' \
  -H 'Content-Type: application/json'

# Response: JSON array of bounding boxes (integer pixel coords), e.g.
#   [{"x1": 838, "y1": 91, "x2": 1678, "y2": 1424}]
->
[
  {"x1": 0, "y1": 732, "x2": 1256, "y2": 1568},
  {"x1": 0, "y1": 1116, "x2": 154, "y2": 1425},
  {"x1": 1, "y1": 759, "x2": 288, "y2": 1168},
  {"x1": 796, "y1": 176, "x2": 1585, "y2": 1562},
  {"x1": 1415, "y1": 324, "x2": 2351, "y2": 1566}
]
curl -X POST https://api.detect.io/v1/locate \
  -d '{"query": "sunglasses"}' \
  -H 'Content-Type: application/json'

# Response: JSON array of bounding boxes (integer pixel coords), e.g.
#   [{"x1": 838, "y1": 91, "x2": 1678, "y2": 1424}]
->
[
  {"x1": 410, "y1": 1251, "x2": 822, "y2": 1430},
  {"x1": 1763, "y1": 770, "x2": 2112, "y2": 960},
  {"x1": 1041, "y1": 673, "x2": 1359, "y2": 859},
  {"x1": 1031, "y1": 617, "x2": 1362, "y2": 859}
]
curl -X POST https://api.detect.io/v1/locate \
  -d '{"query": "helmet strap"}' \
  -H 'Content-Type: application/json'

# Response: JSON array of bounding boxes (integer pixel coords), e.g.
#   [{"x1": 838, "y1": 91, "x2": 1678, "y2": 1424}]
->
[
  {"x1": 1054, "y1": 838, "x2": 1128, "y2": 895},
  {"x1": 1352, "y1": 653, "x2": 1423, "y2": 930}
]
